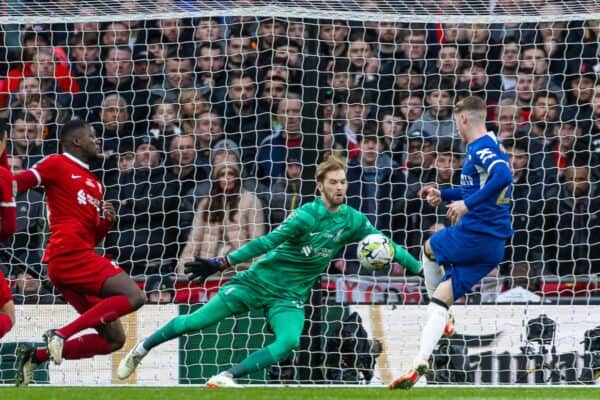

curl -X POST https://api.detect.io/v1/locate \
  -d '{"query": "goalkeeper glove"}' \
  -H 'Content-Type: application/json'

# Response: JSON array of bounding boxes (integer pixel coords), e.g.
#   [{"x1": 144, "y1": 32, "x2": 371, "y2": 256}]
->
[{"x1": 184, "y1": 256, "x2": 230, "y2": 283}]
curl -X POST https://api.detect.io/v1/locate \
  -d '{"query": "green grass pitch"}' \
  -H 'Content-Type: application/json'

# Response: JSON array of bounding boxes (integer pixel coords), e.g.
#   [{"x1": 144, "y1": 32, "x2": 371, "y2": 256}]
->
[{"x1": 1, "y1": 387, "x2": 599, "y2": 400}]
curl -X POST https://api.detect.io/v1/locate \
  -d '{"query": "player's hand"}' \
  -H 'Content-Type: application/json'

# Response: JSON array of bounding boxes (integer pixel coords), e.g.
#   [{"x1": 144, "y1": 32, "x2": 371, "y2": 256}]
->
[
  {"x1": 102, "y1": 201, "x2": 116, "y2": 223},
  {"x1": 184, "y1": 256, "x2": 230, "y2": 283},
  {"x1": 418, "y1": 184, "x2": 442, "y2": 207},
  {"x1": 445, "y1": 201, "x2": 468, "y2": 225}
]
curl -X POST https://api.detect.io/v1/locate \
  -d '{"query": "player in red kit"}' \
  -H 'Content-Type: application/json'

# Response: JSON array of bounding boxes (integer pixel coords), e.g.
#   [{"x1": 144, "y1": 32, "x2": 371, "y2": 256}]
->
[
  {"x1": 14, "y1": 120, "x2": 145, "y2": 386},
  {"x1": 0, "y1": 119, "x2": 17, "y2": 340}
]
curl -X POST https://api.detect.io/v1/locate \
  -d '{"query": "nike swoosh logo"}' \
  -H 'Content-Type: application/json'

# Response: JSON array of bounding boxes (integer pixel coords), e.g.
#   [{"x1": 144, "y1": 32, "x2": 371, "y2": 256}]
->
[
  {"x1": 309, "y1": 232, "x2": 320, "y2": 237},
  {"x1": 71, "y1": 175, "x2": 81, "y2": 179}
]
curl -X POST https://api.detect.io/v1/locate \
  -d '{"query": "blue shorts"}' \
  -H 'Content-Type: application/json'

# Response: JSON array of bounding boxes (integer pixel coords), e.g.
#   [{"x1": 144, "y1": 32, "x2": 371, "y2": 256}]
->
[{"x1": 429, "y1": 226, "x2": 506, "y2": 300}]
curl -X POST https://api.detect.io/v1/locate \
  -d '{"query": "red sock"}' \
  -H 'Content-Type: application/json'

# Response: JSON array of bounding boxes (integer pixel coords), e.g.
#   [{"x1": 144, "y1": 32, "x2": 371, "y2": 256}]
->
[
  {"x1": 56, "y1": 295, "x2": 133, "y2": 339},
  {"x1": 34, "y1": 334, "x2": 112, "y2": 362},
  {"x1": 0, "y1": 313, "x2": 13, "y2": 338}
]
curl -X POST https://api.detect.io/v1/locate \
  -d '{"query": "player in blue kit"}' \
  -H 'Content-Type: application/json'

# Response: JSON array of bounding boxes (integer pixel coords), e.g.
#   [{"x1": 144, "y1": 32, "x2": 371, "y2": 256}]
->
[{"x1": 389, "y1": 96, "x2": 513, "y2": 389}]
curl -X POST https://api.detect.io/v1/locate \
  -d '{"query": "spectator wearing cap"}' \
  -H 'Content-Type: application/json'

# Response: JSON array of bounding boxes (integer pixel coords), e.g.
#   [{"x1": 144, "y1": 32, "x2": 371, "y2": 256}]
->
[
  {"x1": 402, "y1": 130, "x2": 435, "y2": 185},
  {"x1": 145, "y1": 275, "x2": 175, "y2": 304},
  {"x1": 266, "y1": 149, "x2": 314, "y2": 228},
  {"x1": 255, "y1": 95, "x2": 305, "y2": 186},
  {"x1": 222, "y1": 70, "x2": 271, "y2": 168},
  {"x1": 542, "y1": 161, "x2": 600, "y2": 276},
  {"x1": 501, "y1": 137, "x2": 543, "y2": 290},
  {"x1": 176, "y1": 158, "x2": 265, "y2": 275},
  {"x1": 0, "y1": 46, "x2": 80, "y2": 108},
  {"x1": 105, "y1": 136, "x2": 179, "y2": 275},
  {"x1": 2, "y1": 156, "x2": 45, "y2": 269},
  {"x1": 407, "y1": 76, "x2": 457, "y2": 139}
]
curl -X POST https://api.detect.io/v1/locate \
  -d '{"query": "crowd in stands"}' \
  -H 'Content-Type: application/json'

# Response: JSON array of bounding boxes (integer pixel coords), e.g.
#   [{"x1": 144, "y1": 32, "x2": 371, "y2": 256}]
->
[{"x1": 0, "y1": 5, "x2": 599, "y2": 302}]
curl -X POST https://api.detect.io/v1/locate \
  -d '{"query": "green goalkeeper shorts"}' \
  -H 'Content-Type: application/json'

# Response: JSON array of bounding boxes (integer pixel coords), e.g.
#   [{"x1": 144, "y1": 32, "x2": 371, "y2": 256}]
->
[{"x1": 217, "y1": 272, "x2": 305, "y2": 324}]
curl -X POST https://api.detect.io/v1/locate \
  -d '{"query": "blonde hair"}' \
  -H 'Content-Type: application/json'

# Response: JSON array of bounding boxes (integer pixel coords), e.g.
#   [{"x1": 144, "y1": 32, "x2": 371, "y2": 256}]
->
[
  {"x1": 316, "y1": 155, "x2": 347, "y2": 183},
  {"x1": 455, "y1": 96, "x2": 487, "y2": 121}
]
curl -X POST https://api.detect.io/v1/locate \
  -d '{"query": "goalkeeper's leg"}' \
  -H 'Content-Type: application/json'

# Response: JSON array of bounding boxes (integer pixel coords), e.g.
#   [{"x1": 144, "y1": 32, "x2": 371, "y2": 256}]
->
[
  {"x1": 118, "y1": 294, "x2": 234, "y2": 379},
  {"x1": 207, "y1": 307, "x2": 304, "y2": 388}
]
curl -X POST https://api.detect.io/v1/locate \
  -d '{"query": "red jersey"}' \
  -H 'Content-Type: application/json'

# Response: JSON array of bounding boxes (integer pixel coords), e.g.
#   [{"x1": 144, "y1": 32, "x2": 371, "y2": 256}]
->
[
  {"x1": 15, "y1": 153, "x2": 112, "y2": 262},
  {"x1": 0, "y1": 165, "x2": 16, "y2": 241}
]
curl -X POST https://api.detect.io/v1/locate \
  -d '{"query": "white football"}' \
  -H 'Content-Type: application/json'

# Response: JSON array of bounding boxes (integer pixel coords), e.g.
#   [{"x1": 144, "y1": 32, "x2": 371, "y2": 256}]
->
[{"x1": 357, "y1": 233, "x2": 395, "y2": 270}]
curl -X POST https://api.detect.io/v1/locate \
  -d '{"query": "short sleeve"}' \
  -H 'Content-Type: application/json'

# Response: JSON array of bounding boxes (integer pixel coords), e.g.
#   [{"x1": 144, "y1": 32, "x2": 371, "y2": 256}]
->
[{"x1": 31, "y1": 155, "x2": 60, "y2": 186}]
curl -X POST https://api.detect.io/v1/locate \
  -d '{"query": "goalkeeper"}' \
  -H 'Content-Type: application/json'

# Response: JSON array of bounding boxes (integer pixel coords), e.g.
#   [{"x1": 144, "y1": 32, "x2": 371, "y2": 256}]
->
[{"x1": 118, "y1": 156, "x2": 421, "y2": 387}]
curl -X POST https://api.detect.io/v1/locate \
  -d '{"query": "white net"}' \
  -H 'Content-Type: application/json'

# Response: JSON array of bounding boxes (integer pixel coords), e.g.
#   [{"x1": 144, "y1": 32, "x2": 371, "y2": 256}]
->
[{"x1": 0, "y1": 0, "x2": 599, "y2": 387}]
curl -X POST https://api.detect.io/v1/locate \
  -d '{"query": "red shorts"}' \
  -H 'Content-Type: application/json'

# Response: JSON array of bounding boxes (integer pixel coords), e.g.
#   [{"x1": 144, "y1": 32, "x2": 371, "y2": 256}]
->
[
  {"x1": 0, "y1": 270, "x2": 13, "y2": 308},
  {"x1": 48, "y1": 251, "x2": 124, "y2": 313}
]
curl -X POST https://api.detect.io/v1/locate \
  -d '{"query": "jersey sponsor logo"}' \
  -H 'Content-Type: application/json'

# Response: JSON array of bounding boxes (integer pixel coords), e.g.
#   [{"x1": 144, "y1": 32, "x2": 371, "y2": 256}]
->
[
  {"x1": 77, "y1": 189, "x2": 86, "y2": 205},
  {"x1": 476, "y1": 148, "x2": 496, "y2": 164},
  {"x1": 77, "y1": 189, "x2": 101, "y2": 208}
]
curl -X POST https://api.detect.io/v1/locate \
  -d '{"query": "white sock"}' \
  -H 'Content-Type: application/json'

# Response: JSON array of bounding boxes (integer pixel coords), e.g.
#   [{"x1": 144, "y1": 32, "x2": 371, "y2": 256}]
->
[
  {"x1": 421, "y1": 250, "x2": 443, "y2": 298},
  {"x1": 135, "y1": 341, "x2": 149, "y2": 356},
  {"x1": 415, "y1": 301, "x2": 448, "y2": 365}
]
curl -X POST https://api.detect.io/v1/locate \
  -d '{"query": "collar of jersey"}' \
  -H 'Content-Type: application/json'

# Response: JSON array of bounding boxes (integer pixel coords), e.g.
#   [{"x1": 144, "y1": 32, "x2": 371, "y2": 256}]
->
[
  {"x1": 63, "y1": 152, "x2": 90, "y2": 170},
  {"x1": 315, "y1": 198, "x2": 346, "y2": 221}
]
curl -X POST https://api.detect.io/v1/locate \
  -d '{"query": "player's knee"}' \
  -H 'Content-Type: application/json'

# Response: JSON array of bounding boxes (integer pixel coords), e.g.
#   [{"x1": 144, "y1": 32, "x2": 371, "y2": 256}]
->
[
  {"x1": 129, "y1": 288, "x2": 146, "y2": 310},
  {"x1": 276, "y1": 334, "x2": 300, "y2": 355},
  {"x1": 108, "y1": 331, "x2": 127, "y2": 351},
  {"x1": 423, "y1": 240, "x2": 435, "y2": 261}
]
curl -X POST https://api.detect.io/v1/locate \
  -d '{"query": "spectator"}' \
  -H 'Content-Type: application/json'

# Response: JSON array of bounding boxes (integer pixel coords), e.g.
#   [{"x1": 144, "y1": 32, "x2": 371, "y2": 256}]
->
[
  {"x1": 255, "y1": 17, "x2": 286, "y2": 53},
  {"x1": 379, "y1": 106, "x2": 406, "y2": 159},
  {"x1": 318, "y1": 19, "x2": 350, "y2": 66},
  {"x1": 145, "y1": 275, "x2": 175, "y2": 304},
  {"x1": 267, "y1": 150, "x2": 314, "y2": 228},
  {"x1": 335, "y1": 89, "x2": 372, "y2": 160},
  {"x1": 434, "y1": 44, "x2": 463, "y2": 78},
  {"x1": 225, "y1": 30, "x2": 257, "y2": 71},
  {"x1": 401, "y1": 130, "x2": 435, "y2": 185},
  {"x1": 84, "y1": 46, "x2": 150, "y2": 134},
  {"x1": 404, "y1": 138, "x2": 462, "y2": 248},
  {"x1": 3, "y1": 156, "x2": 45, "y2": 268},
  {"x1": 193, "y1": 42, "x2": 227, "y2": 108},
  {"x1": 0, "y1": 46, "x2": 80, "y2": 108},
  {"x1": 194, "y1": 17, "x2": 222, "y2": 43},
  {"x1": 565, "y1": 63, "x2": 595, "y2": 125},
  {"x1": 501, "y1": 66, "x2": 535, "y2": 109},
  {"x1": 148, "y1": 99, "x2": 182, "y2": 151},
  {"x1": 255, "y1": 96, "x2": 304, "y2": 185},
  {"x1": 542, "y1": 162, "x2": 600, "y2": 276},
  {"x1": 397, "y1": 27, "x2": 434, "y2": 76},
  {"x1": 260, "y1": 76, "x2": 287, "y2": 126},
  {"x1": 150, "y1": 57, "x2": 197, "y2": 103},
  {"x1": 527, "y1": 91, "x2": 561, "y2": 153},
  {"x1": 167, "y1": 133, "x2": 206, "y2": 199},
  {"x1": 94, "y1": 94, "x2": 134, "y2": 157},
  {"x1": 346, "y1": 124, "x2": 405, "y2": 236},
  {"x1": 101, "y1": 21, "x2": 131, "y2": 49},
  {"x1": 105, "y1": 137, "x2": 179, "y2": 275},
  {"x1": 326, "y1": 58, "x2": 357, "y2": 100},
  {"x1": 222, "y1": 70, "x2": 271, "y2": 167},
  {"x1": 501, "y1": 137, "x2": 544, "y2": 290},
  {"x1": 178, "y1": 88, "x2": 208, "y2": 126},
  {"x1": 347, "y1": 35, "x2": 380, "y2": 91},
  {"x1": 11, "y1": 272, "x2": 57, "y2": 305},
  {"x1": 407, "y1": 76, "x2": 457, "y2": 139},
  {"x1": 7, "y1": 112, "x2": 43, "y2": 169},
  {"x1": 492, "y1": 98, "x2": 525, "y2": 140},
  {"x1": 176, "y1": 159, "x2": 265, "y2": 274},
  {"x1": 520, "y1": 45, "x2": 563, "y2": 103},
  {"x1": 374, "y1": 21, "x2": 403, "y2": 76},
  {"x1": 183, "y1": 110, "x2": 224, "y2": 157},
  {"x1": 489, "y1": 36, "x2": 520, "y2": 96}
]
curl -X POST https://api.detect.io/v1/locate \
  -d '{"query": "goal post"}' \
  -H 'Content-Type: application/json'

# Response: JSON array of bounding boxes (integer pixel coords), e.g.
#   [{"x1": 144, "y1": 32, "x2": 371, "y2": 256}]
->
[{"x1": 1, "y1": 0, "x2": 599, "y2": 387}]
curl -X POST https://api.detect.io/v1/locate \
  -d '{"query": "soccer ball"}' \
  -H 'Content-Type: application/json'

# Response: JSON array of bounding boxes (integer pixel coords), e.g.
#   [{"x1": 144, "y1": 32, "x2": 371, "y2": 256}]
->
[{"x1": 357, "y1": 234, "x2": 394, "y2": 270}]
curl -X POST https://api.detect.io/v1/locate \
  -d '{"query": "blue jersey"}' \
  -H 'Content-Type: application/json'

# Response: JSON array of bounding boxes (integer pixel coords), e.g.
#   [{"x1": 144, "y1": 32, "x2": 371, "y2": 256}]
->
[{"x1": 443, "y1": 132, "x2": 513, "y2": 239}]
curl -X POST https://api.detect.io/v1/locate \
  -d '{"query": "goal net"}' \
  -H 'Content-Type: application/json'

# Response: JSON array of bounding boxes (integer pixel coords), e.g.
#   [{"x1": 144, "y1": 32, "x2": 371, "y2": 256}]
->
[{"x1": 1, "y1": 0, "x2": 599, "y2": 387}]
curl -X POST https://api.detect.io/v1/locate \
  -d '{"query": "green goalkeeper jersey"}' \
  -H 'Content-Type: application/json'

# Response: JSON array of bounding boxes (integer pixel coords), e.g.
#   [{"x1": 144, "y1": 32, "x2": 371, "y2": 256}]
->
[{"x1": 227, "y1": 198, "x2": 421, "y2": 303}]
